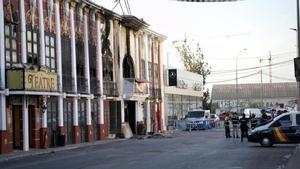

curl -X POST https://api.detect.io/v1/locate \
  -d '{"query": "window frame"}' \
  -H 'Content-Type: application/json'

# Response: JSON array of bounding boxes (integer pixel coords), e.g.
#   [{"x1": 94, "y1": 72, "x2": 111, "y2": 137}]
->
[
  {"x1": 45, "y1": 33, "x2": 56, "y2": 72},
  {"x1": 26, "y1": 28, "x2": 39, "y2": 65},
  {"x1": 272, "y1": 114, "x2": 292, "y2": 127},
  {"x1": 4, "y1": 22, "x2": 18, "y2": 68}
]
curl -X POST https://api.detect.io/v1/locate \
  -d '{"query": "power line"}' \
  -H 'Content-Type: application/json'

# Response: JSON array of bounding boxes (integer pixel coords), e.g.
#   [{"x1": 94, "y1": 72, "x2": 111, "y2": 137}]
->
[
  {"x1": 112, "y1": 0, "x2": 120, "y2": 11},
  {"x1": 207, "y1": 71, "x2": 259, "y2": 84},
  {"x1": 262, "y1": 72, "x2": 295, "y2": 81},
  {"x1": 173, "y1": 0, "x2": 240, "y2": 2},
  {"x1": 207, "y1": 51, "x2": 296, "y2": 60},
  {"x1": 123, "y1": 0, "x2": 130, "y2": 14},
  {"x1": 125, "y1": 0, "x2": 132, "y2": 14},
  {"x1": 211, "y1": 59, "x2": 292, "y2": 74}
]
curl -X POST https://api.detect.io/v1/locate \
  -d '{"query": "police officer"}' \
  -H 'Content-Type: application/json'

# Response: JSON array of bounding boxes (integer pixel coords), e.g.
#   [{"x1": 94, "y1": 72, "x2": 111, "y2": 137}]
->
[
  {"x1": 250, "y1": 114, "x2": 257, "y2": 129},
  {"x1": 231, "y1": 112, "x2": 239, "y2": 138},
  {"x1": 239, "y1": 113, "x2": 249, "y2": 142},
  {"x1": 260, "y1": 109, "x2": 268, "y2": 124}
]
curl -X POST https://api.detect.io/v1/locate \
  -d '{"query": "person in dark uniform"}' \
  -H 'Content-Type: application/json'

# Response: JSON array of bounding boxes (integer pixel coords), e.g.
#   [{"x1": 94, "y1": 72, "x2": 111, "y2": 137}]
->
[
  {"x1": 250, "y1": 114, "x2": 257, "y2": 129},
  {"x1": 224, "y1": 114, "x2": 231, "y2": 138},
  {"x1": 260, "y1": 109, "x2": 268, "y2": 124},
  {"x1": 239, "y1": 113, "x2": 249, "y2": 142}
]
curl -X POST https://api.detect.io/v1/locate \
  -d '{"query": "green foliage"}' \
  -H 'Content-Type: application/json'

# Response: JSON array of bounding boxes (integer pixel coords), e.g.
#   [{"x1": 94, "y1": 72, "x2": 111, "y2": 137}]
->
[
  {"x1": 210, "y1": 102, "x2": 219, "y2": 113},
  {"x1": 174, "y1": 42, "x2": 211, "y2": 85},
  {"x1": 202, "y1": 89, "x2": 211, "y2": 110},
  {"x1": 175, "y1": 40, "x2": 211, "y2": 110}
]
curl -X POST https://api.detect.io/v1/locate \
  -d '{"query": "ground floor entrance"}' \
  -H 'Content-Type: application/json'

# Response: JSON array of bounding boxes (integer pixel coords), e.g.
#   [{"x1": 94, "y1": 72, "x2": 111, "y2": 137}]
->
[
  {"x1": 10, "y1": 96, "x2": 44, "y2": 150},
  {"x1": 91, "y1": 100, "x2": 98, "y2": 140},
  {"x1": 109, "y1": 101, "x2": 121, "y2": 134},
  {"x1": 12, "y1": 105, "x2": 22, "y2": 149},
  {"x1": 63, "y1": 99, "x2": 73, "y2": 144},
  {"x1": 47, "y1": 98, "x2": 58, "y2": 147},
  {"x1": 124, "y1": 101, "x2": 136, "y2": 134},
  {"x1": 78, "y1": 99, "x2": 86, "y2": 143}
]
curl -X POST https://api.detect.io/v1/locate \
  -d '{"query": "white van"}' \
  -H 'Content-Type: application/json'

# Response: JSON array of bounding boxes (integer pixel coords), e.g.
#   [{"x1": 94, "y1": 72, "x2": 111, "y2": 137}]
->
[{"x1": 244, "y1": 108, "x2": 261, "y2": 118}]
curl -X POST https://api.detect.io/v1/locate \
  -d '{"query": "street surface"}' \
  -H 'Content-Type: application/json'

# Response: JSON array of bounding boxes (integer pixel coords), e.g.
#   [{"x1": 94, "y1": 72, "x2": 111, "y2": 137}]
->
[{"x1": 0, "y1": 128, "x2": 296, "y2": 169}]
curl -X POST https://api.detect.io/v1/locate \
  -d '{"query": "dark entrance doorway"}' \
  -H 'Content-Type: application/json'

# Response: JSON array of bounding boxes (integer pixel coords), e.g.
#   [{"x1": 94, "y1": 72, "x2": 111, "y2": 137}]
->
[
  {"x1": 91, "y1": 100, "x2": 98, "y2": 140},
  {"x1": 78, "y1": 99, "x2": 86, "y2": 143},
  {"x1": 124, "y1": 101, "x2": 136, "y2": 134},
  {"x1": 63, "y1": 99, "x2": 73, "y2": 144},
  {"x1": 12, "y1": 105, "x2": 22, "y2": 149},
  {"x1": 109, "y1": 101, "x2": 121, "y2": 134},
  {"x1": 28, "y1": 105, "x2": 36, "y2": 148},
  {"x1": 47, "y1": 99, "x2": 58, "y2": 147}
]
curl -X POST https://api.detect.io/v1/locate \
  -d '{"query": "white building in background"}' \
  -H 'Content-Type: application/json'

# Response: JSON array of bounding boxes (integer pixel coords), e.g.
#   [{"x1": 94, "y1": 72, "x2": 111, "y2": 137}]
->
[
  {"x1": 163, "y1": 66, "x2": 203, "y2": 127},
  {"x1": 211, "y1": 82, "x2": 298, "y2": 112}
]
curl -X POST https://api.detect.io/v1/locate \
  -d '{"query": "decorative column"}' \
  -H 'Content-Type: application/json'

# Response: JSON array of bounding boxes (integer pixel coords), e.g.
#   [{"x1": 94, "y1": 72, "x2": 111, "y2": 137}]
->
[
  {"x1": 0, "y1": 0, "x2": 5, "y2": 130},
  {"x1": 96, "y1": 14, "x2": 105, "y2": 140},
  {"x1": 118, "y1": 25, "x2": 125, "y2": 123},
  {"x1": 70, "y1": 1, "x2": 79, "y2": 144},
  {"x1": 55, "y1": 0, "x2": 64, "y2": 137},
  {"x1": 144, "y1": 33, "x2": 151, "y2": 133},
  {"x1": 40, "y1": 96, "x2": 48, "y2": 148},
  {"x1": 0, "y1": 0, "x2": 10, "y2": 154},
  {"x1": 158, "y1": 41, "x2": 166, "y2": 131},
  {"x1": 38, "y1": 0, "x2": 45, "y2": 67},
  {"x1": 20, "y1": 0, "x2": 27, "y2": 64},
  {"x1": 38, "y1": 0, "x2": 48, "y2": 148},
  {"x1": 22, "y1": 96, "x2": 29, "y2": 151},
  {"x1": 83, "y1": 7, "x2": 92, "y2": 142},
  {"x1": 134, "y1": 32, "x2": 139, "y2": 78}
]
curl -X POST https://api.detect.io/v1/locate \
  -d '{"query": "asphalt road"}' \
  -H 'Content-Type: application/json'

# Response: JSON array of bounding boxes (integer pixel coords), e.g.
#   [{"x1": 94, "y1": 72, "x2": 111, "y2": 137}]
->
[{"x1": 0, "y1": 128, "x2": 297, "y2": 169}]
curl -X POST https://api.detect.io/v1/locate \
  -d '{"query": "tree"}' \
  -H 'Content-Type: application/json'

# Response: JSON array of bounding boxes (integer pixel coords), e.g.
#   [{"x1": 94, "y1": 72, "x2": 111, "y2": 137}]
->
[
  {"x1": 210, "y1": 102, "x2": 220, "y2": 113},
  {"x1": 174, "y1": 41, "x2": 211, "y2": 109},
  {"x1": 202, "y1": 89, "x2": 211, "y2": 110},
  {"x1": 174, "y1": 42, "x2": 211, "y2": 85}
]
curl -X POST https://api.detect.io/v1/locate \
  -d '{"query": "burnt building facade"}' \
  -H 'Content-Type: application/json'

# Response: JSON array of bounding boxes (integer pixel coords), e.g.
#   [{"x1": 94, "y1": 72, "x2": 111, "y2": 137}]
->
[{"x1": 0, "y1": 0, "x2": 165, "y2": 154}]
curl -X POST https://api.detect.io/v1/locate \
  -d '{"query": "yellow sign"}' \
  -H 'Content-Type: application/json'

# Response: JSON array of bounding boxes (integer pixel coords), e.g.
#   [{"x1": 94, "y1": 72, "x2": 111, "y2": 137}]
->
[
  {"x1": 25, "y1": 70, "x2": 57, "y2": 91},
  {"x1": 6, "y1": 69, "x2": 57, "y2": 92}
]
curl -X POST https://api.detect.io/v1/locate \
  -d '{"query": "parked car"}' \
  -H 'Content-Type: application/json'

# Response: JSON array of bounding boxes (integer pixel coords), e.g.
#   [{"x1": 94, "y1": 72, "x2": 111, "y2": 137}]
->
[
  {"x1": 244, "y1": 108, "x2": 261, "y2": 119},
  {"x1": 248, "y1": 111, "x2": 300, "y2": 147},
  {"x1": 185, "y1": 110, "x2": 208, "y2": 130},
  {"x1": 209, "y1": 114, "x2": 220, "y2": 127},
  {"x1": 218, "y1": 112, "x2": 227, "y2": 121}
]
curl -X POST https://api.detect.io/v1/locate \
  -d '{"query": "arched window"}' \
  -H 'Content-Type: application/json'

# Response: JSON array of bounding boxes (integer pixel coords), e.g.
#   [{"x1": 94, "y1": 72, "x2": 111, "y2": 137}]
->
[
  {"x1": 4, "y1": 3, "x2": 19, "y2": 68},
  {"x1": 123, "y1": 54, "x2": 135, "y2": 78}
]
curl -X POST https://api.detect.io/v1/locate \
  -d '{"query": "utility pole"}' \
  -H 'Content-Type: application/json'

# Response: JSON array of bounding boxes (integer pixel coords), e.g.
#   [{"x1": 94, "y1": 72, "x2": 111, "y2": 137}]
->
[
  {"x1": 268, "y1": 51, "x2": 272, "y2": 83},
  {"x1": 259, "y1": 58, "x2": 263, "y2": 108},
  {"x1": 236, "y1": 48, "x2": 247, "y2": 113}
]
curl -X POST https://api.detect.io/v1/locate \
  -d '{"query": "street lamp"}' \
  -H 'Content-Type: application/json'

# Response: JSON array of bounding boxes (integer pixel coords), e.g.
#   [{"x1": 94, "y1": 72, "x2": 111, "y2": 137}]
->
[{"x1": 236, "y1": 48, "x2": 247, "y2": 113}]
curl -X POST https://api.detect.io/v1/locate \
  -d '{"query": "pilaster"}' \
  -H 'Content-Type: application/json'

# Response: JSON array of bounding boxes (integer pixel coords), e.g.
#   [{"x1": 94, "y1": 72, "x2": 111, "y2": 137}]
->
[{"x1": 38, "y1": 0, "x2": 45, "y2": 67}]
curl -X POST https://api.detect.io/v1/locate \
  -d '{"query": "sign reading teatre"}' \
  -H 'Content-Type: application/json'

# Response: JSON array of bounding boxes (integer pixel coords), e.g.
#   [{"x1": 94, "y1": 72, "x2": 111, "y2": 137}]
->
[{"x1": 25, "y1": 70, "x2": 57, "y2": 91}]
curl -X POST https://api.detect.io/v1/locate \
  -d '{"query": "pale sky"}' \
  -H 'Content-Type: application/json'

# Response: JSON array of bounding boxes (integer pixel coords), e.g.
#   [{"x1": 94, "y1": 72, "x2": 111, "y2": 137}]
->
[{"x1": 92, "y1": 0, "x2": 297, "y2": 89}]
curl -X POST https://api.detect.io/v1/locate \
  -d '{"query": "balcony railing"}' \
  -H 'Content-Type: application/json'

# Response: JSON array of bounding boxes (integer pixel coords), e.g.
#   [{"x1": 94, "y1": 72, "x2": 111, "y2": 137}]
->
[
  {"x1": 103, "y1": 81, "x2": 118, "y2": 97},
  {"x1": 123, "y1": 78, "x2": 148, "y2": 96},
  {"x1": 77, "y1": 76, "x2": 88, "y2": 94}
]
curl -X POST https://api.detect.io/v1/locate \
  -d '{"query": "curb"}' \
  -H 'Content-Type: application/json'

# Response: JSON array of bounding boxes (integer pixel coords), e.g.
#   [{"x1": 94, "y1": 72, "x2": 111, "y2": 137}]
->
[{"x1": 0, "y1": 139, "x2": 127, "y2": 163}]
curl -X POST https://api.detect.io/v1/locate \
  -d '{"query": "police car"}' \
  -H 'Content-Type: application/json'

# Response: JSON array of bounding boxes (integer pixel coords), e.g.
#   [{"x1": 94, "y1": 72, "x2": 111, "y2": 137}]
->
[{"x1": 248, "y1": 111, "x2": 300, "y2": 147}]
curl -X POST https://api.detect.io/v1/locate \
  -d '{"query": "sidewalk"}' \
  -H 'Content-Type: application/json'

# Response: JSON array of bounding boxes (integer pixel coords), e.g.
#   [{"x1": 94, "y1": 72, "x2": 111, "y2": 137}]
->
[
  {"x1": 285, "y1": 144, "x2": 300, "y2": 169},
  {"x1": 0, "y1": 139, "x2": 126, "y2": 163}
]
